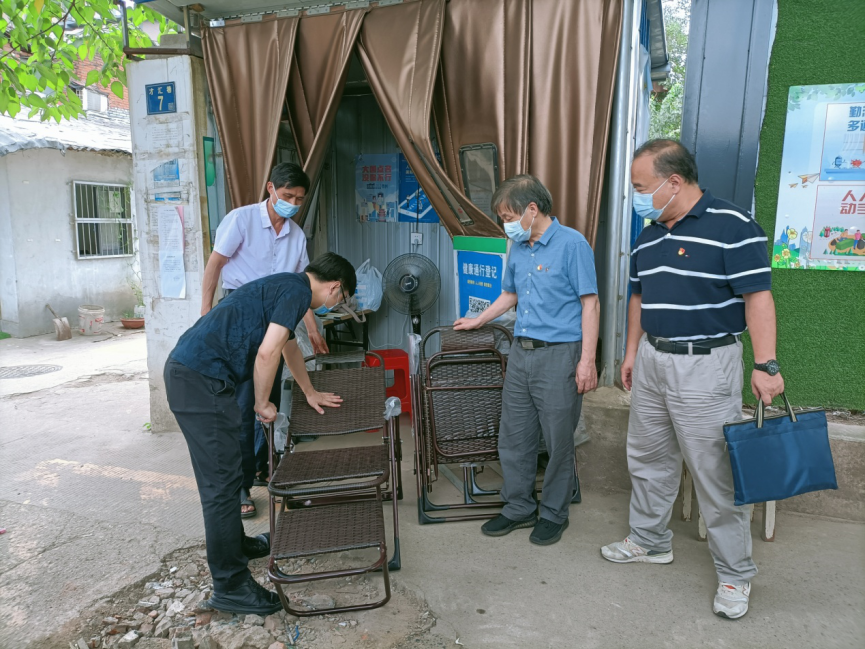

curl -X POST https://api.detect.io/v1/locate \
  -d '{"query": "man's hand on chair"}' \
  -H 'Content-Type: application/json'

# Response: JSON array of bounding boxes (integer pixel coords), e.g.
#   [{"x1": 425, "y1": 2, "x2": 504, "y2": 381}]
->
[
  {"x1": 255, "y1": 401, "x2": 278, "y2": 423},
  {"x1": 305, "y1": 390, "x2": 343, "y2": 414},
  {"x1": 453, "y1": 317, "x2": 483, "y2": 331}
]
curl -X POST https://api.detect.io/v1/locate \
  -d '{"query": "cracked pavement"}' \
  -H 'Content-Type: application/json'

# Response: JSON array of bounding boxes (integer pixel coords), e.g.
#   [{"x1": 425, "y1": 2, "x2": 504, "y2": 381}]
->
[{"x1": 0, "y1": 329, "x2": 232, "y2": 648}]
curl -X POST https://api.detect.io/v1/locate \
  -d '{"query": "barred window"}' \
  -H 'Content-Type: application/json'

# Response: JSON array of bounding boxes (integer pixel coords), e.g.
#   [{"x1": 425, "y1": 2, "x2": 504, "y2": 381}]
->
[{"x1": 73, "y1": 182, "x2": 134, "y2": 259}]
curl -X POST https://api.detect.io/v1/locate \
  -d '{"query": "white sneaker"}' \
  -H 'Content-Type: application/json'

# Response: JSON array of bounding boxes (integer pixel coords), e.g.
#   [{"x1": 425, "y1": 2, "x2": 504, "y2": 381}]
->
[
  {"x1": 600, "y1": 537, "x2": 674, "y2": 564},
  {"x1": 713, "y1": 582, "x2": 751, "y2": 619}
]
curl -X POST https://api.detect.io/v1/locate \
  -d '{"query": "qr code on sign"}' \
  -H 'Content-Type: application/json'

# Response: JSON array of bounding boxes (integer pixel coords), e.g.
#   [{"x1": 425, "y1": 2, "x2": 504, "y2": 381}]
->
[{"x1": 468, "y1": 296, "x2": 490, "y2": 314}]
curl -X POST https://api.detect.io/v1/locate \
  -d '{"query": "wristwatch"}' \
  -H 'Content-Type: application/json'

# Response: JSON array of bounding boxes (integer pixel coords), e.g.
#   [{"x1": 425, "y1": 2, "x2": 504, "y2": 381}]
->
[{"x1": 754, "y1": 359, "x2": 781, "y2": 376}]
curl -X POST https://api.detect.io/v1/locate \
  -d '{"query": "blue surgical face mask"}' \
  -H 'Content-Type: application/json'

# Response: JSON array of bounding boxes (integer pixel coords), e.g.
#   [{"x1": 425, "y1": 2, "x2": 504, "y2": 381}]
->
[
  {"x1": 503, "y1": 207, "x2": 534, "y2": 242},
  {"x1": 271, "y1": 193, "x2": 300, "y2": 219},
  {"x1": 633, "y1": 177, "x2": 675, "y2": 220},
  {"x1": 314, "y1": 286, "x2": 341, "y2": 316}
]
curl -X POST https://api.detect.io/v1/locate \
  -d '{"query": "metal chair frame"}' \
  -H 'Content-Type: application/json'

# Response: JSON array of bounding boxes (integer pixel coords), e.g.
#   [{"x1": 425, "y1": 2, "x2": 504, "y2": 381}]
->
[
  {"x1": 413, "y1": 325, "x2": 582, "y2": 524},
  {"x1": 413, "y1": 326, "x2": 513, "y2": 523},
  {"x1": 267, "y1": 359, "x2": 402, "y2": 579},
  {"x1": 267, "y1": 492, "x2": 391, "y2": 617}
]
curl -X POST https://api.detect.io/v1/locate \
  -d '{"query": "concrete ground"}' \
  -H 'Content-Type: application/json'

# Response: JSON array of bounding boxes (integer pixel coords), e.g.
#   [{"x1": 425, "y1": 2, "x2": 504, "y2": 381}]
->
[{"x1": 1, "y1": 330, "x2": 863, "y2": 648}]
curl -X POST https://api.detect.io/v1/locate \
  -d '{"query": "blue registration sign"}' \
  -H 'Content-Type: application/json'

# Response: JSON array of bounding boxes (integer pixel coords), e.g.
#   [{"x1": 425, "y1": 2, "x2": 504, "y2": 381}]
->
[
  {"x1": 456, "y1": 250, "x2": 504, "y2": 317},
  {"x1": 146, "y1": 82, "x2": 177, "y2": 115}
]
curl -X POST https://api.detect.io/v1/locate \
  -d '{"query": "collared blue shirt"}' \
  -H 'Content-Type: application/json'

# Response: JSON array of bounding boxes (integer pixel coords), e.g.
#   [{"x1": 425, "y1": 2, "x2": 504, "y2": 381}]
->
[{"x1": 502, "y1": 218, "x2": 598, "y2": 343}]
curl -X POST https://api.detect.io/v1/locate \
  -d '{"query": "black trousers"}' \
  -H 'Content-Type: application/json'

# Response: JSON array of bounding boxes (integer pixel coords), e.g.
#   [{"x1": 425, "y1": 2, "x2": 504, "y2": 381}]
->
[{"x1": 164, "y1": 358, "x2": 249, "y2": 591}]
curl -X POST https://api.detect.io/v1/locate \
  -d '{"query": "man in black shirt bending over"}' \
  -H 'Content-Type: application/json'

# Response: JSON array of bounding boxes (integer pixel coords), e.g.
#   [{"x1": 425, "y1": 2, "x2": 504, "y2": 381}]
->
[{"x1": 164, "y1": 253, "x2": 356, "y2": 615}]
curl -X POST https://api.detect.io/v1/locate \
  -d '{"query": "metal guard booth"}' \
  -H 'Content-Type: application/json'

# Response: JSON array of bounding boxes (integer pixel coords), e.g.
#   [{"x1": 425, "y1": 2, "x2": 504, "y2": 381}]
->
[{"x1": 123, "y1": 0, "x2": 669, "y2": 431}]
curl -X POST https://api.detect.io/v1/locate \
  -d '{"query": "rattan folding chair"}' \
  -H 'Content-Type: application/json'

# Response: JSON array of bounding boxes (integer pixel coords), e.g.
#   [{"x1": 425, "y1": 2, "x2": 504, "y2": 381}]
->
[
  {"x1": 411, "y1": 326, "x2": 514, "y2": 523},
  {"x1": 266, "y1": 362, "x2": 402, "y2": 616},
  {"x1": 269, "y1": 497, "x2": 391, "y2": 616},
  {"x1": 413, "y1": 325, "x2": 582, "y2": 524}
]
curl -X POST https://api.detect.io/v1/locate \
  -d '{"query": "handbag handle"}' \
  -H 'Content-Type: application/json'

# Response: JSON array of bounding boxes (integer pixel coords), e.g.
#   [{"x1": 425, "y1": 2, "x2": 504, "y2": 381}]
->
[{"x1": 756, "y1": 391, "x2": 797, "y2": 428}]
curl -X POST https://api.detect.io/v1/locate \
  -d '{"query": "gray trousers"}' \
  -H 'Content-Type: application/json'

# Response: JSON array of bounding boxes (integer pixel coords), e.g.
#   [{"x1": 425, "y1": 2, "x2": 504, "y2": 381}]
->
[
  {"x1": 499, "y1": 341, "x2": 582, "y2": 524},
  {"x1": 627, "y1": 336, "x2": 756, "y2": 584}
]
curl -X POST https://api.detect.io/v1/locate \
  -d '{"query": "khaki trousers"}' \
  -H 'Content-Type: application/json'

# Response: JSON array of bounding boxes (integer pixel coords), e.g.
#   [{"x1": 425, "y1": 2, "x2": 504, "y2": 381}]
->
[{"x1": 627, "y1": 336, "x2": 756, "y2": 584}]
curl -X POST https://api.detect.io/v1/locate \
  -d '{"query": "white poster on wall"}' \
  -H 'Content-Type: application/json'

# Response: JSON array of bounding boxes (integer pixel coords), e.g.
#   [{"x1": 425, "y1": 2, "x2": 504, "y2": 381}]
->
[
  {"x1": 153, "y1": 204, "x2": 187, "y2": 299},
  {"x1": 773, "y1": 83, "x2": 865, "y2": 271}
]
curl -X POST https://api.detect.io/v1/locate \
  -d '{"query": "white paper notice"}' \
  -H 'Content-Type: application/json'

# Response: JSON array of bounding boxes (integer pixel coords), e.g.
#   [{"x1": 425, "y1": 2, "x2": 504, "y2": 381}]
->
[
  {"x1": 154, "y1": 204, "x2": 187, "y2": 299},
  {"x1": 150, "y1": 122, "x2": 183, "y2": 149}
]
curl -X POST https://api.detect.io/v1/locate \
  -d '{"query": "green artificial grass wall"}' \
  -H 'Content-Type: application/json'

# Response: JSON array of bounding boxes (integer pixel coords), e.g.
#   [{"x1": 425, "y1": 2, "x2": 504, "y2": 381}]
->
[{"x1": 748, "y1": 0, "x2": 865, "y2": 409}]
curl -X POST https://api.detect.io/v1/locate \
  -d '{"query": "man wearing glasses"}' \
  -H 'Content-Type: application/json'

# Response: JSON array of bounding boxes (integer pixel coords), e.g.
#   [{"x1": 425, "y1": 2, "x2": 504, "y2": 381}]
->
[{"x1": 164, "y1": 253, "x2": 356, "y2": 615}]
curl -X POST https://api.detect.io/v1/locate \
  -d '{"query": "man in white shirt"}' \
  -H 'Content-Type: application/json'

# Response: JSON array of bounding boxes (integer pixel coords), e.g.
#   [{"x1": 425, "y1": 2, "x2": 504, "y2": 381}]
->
[{"x1": 200, "y1": 162, "x2": 328, "y2": 518}]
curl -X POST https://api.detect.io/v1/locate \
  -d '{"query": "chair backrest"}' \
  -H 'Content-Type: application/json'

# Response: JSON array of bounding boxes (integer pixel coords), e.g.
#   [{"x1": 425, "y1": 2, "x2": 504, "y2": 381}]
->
[
  {"x1": 440, "y1": 328, "x2": 496, "y2": 352},
  {"x1": 423, "y1": 348, "x2": 507, "y2": 462}
]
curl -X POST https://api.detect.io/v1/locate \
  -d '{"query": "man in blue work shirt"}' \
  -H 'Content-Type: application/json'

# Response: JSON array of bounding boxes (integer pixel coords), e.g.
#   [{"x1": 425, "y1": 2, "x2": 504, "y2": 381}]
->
[
  {"x1": 455, "y1": 174, "x2": 600, "y2": 546},
  {"x1": 164, "y1": 253, "x2": 356, "y2": 615}
]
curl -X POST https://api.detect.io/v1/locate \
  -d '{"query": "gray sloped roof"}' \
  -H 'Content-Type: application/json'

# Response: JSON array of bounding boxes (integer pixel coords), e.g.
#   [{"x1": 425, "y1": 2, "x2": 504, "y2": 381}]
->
[{"x1": 0, "y1": 109, "x2": 131, "y2": 157}]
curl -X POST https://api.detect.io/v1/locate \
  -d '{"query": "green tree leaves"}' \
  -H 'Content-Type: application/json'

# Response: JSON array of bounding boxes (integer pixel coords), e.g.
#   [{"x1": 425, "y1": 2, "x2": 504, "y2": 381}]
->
[
  {"x1": 0, "y1": 0, "x2": 175, "y2": 122},
  {"x1": 649, "y1": 0, "x2": 690, "y2": 141}
]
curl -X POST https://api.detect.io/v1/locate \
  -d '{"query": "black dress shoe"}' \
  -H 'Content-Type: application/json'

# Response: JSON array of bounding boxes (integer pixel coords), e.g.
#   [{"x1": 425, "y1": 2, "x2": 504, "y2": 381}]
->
[
  {"x1": 205, "y1": 574, "x2": 282, "y2": 615},
  {"x1": 529, "y1": 518, "x2": 569, "y2": 546},
  {"x1": 481, "y1": 514, "x2": 538, "y2": 537},
  {"x1": 242, "y1": 533, "x2": 270, "y2": 560}
]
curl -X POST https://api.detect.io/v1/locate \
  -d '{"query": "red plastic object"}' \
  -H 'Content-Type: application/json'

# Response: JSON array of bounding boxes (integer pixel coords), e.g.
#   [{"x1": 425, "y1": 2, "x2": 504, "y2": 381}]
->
[{"x1": 364, "y1": 349, "x2": 412, "y2": 419}]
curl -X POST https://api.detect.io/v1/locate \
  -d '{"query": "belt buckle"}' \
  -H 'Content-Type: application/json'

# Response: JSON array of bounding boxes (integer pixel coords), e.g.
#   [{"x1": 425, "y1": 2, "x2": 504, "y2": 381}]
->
[{"x1": 520, "y1": 339, "x2": 534, "y2": 350}]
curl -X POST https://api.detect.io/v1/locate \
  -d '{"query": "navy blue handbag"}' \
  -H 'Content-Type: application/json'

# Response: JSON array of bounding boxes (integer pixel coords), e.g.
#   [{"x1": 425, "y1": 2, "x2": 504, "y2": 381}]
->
[{"x1": 723, "y1": 392, "x2": 837, "y2": 506}]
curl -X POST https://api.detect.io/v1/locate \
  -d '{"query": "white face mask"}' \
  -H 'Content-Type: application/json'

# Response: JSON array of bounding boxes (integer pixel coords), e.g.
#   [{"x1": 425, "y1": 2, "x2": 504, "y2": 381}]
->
[{"x1": 503, "y1": 207, "x2": 533, "y2": 242}]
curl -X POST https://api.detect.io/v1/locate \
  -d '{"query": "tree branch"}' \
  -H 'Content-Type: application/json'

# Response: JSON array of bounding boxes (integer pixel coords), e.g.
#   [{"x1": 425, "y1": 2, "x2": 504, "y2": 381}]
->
[{"x1": 0, "y1": 1, "x2": 76, "y2": 63}]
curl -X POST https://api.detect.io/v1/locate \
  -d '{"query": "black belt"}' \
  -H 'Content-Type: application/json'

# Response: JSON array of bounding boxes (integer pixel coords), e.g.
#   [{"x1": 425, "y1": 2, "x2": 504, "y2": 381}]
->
[
  {"x1": 516, "y1": 337, "x2": 570, "y2": 350},
  {"x1": 646, "y1": 333, "x2": 739, "y2": 355},
  {"x1": 223, "y1": 288, "x2": 235, "y2": 295}
]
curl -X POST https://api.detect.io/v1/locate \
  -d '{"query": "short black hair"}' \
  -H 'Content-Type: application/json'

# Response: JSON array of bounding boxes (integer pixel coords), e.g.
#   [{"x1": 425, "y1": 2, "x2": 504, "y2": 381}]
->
[
  {"x1": 305, "y1": 252, "x2": 357, "y2": 299},
  {"x1": 270, "y1": 162, "x2": 310, "y2": 192},
  {"x1": 633, "y1": 139, "x2": 699, "y2": 184},
  {"x1": 490, "y1": 174, "x2": 553, "y2": 217}
]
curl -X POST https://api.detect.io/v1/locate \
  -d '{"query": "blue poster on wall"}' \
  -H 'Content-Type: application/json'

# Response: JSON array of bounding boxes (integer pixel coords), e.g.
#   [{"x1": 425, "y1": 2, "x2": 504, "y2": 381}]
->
[
  {"x1": 356, "y1": 154, "x2": 398, "y2": 222},
  {"x1": 398, "y1": 154, "x2": 439, "y2": 223},
  {"x1": 456, "y1": 250, "x2": 504, "y2": 317}
]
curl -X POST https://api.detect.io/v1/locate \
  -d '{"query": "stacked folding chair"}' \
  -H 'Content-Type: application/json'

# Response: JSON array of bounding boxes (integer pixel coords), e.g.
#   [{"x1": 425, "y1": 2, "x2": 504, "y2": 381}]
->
[
  {"x1": 412, "y1": 325, "x2": 513, "y2": 523},
  {"x1": 412, "y1": 325, "x2": 581, "y2": 524},
  {"x1": 266, "y1": 354, "x2": 402, "y2": 617}
]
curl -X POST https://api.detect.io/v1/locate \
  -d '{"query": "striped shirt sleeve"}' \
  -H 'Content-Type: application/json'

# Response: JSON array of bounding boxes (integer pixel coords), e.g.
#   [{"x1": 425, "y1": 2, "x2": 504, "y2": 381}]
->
[
  {"x1": 723, "y1": 218, "x2": 772, "y2": 294},
  {"x1": 629, "y1": 249, "x2": 642, "y2": 294}
]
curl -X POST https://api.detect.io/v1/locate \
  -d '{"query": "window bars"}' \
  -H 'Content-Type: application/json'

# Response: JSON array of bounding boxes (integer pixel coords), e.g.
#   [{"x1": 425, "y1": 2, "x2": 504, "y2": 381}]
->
[{"x1": 73, "y1": 182, "x2": 134, "y2": 259}]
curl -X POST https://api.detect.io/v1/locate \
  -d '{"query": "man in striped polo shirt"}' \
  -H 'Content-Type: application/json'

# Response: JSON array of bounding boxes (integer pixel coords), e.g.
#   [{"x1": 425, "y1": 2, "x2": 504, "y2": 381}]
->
[{"x1": 601, "y1": 140, "x2": 784, "y2": 620}]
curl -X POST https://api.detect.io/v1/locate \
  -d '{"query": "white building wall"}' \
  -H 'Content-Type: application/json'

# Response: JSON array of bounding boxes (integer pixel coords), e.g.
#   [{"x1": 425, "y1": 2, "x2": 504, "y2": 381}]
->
[
  {"x1": 0, "y1": 155, "x2": 19, "y2": 335},
  {"x1": 0, "y1": 148, "x2": 135, "y2": 337},
  {"x1": 128, "y1": 56, "x2": 210, "y2": 432}
]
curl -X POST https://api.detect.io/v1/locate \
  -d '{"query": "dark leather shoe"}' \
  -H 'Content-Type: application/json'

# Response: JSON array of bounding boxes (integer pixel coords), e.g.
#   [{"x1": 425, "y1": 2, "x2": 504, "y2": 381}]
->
[
  {"x1": 242, "y1": 533, "x2": 270, "y2": 560},
  {"x1": 481, "y1": 514, "x2": 537, "y2": 537},
  {"x1": 205, "y1": 574, "x2": 282, "y2": 615},
  {"x1": 530, "y1": 518, "x2": 569, "y2": 546}
]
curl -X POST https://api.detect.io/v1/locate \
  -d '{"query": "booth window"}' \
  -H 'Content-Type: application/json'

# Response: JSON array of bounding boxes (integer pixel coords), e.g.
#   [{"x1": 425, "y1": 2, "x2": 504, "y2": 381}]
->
[
  {"x1": 459, "y1": 143, "x2": 500, "y2": 222},
  {"x1": 73, "y1": 182, "x2": 133, "y2": 259}
]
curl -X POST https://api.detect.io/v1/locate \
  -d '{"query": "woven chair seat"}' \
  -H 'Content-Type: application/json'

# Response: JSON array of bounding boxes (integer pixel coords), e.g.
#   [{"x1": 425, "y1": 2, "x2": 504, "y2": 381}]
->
[
  {"x1": 314, "y1": 350, "x2": 367, "y2": 366},
  {"x1": 269, "y1": 446, "x2": 389, "y2": 497},
  {"x1": 290, "y1": 367, "x2": 386, "y2": 436},
  {"x1": 272, "y1": 500, "x2": 386, "y2": 560}
]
